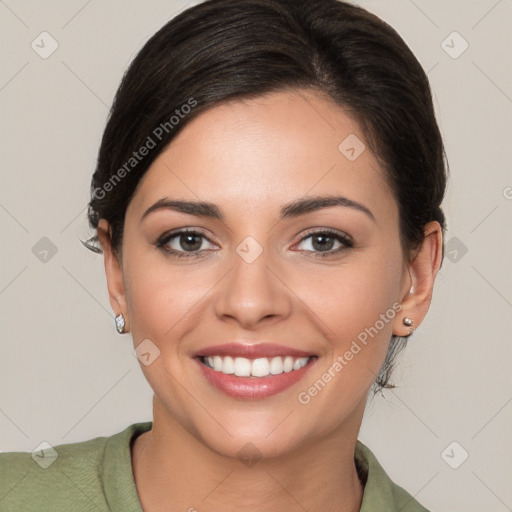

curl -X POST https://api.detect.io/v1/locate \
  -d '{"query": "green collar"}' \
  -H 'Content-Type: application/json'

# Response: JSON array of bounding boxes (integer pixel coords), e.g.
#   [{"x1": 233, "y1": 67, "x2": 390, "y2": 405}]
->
[{"x1": 103, "y1": 422, "x2": 428, "y2": 511}]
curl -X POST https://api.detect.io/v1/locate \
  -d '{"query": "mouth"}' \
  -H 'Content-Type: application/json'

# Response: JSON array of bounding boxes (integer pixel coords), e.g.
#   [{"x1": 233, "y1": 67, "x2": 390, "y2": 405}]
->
[
  {"x1": 200, "y1": 354, "x2": 313, "y2": 377},
  {"x1": 193, "y1": 343, "x2": 317, "y2": 400}
]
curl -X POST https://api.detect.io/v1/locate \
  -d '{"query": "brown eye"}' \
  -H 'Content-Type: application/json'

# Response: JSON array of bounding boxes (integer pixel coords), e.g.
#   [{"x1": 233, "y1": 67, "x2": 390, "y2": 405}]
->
[
  {"x1": 176, "y1": 233, "x2": 203, "y2": 251},
  {"x1": 309, "y1": 233, "x2": 336, "y2": 252},
  {"x1": 156, "y1": 230, "x2": 217, "y2": 258},
  {"x1": 295, "y1": 230, "x2": 353, "y2": 257}
]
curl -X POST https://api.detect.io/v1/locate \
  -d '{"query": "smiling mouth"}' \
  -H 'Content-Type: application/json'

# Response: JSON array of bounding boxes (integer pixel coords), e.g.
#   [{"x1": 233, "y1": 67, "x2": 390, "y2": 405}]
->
[{"x1": 199, "y1": 355, "x2": 316, "y2": 377}]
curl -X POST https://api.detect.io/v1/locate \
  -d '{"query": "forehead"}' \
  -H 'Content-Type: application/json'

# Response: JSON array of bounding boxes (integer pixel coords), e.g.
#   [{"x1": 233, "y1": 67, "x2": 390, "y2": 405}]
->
[{"x1": 128, "y1": 89, "x2": 396, "y2": 221}]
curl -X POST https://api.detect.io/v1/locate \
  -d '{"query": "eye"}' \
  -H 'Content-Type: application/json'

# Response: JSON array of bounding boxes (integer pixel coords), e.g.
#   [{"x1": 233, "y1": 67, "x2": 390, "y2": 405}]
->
[
  {"x1": 294, "y1": 229, "x2": 353, "y2": 257},
  {"x1": 155, "y1": 229, "x2": 217, "y2": 258}
]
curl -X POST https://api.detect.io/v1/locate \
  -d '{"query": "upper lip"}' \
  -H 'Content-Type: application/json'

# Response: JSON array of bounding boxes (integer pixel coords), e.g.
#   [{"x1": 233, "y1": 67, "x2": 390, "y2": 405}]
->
[{"x1": 194, "y1": 343, "x2": 314, "y2": 359}]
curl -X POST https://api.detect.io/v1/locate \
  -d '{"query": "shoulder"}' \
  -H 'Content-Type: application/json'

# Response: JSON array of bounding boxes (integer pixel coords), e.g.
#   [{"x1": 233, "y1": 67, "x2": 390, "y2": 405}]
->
[
  {"x1": 355, "y1": 440, "x2": 431, "y2": 512},
  {"x1": 0, "y1": 434, "x2": 109, "y2": 511},
  {"x1": 0, "y1": 422, "x2": 151, "y2": 512}
]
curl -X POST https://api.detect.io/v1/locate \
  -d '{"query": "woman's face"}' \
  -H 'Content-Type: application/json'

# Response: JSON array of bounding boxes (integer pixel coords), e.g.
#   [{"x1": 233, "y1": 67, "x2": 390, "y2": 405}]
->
[{"x1": 108, "y1": 90, "x2": 414, "y2": 458}]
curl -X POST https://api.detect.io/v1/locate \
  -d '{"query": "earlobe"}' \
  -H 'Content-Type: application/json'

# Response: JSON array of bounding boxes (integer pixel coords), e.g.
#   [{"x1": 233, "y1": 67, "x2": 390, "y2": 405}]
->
[
  {"x1": 97, "y1": 219, "x2": 129, "y2": 333},
  {"x1": 393, "y1": 221, "x2": 443, "y2": 337}
]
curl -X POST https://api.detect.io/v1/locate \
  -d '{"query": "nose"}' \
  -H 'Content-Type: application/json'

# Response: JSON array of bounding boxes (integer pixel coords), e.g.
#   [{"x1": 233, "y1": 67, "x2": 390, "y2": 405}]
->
[{"x1": 213, "y1": 244, "x2": 292, "y2": 329}]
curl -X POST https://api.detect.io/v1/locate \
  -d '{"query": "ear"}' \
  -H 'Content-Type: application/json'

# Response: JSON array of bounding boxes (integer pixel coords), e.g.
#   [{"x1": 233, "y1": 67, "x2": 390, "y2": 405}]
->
[
  {"x1": 97, "y1": 219, "x2": 129, "y2": 333},
  {"x1": 393, "y1": 221, "x2": 443, "y2": 336}
]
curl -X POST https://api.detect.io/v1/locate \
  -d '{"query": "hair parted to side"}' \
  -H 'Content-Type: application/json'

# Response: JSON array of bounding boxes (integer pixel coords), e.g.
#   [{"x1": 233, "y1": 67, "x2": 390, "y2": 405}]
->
[{"x1": 83, "y1": 0, "x2": 448, "y2": 391}]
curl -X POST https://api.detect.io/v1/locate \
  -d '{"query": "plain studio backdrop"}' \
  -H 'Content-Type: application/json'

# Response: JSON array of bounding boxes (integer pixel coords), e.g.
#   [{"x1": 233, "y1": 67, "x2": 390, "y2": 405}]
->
[{"x1": 1, "y1": 1, "x2": 511, "y2": 511}]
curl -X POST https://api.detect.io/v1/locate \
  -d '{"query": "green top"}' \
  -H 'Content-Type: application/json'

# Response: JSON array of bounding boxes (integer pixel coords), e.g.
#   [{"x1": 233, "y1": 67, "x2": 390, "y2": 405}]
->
[{"x1": 0, "y1": 422, "x2": 429, "y2": 511}]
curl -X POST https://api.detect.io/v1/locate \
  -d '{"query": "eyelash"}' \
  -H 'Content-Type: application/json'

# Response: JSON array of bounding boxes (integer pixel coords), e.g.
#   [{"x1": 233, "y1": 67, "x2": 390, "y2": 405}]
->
[
  {"x1": 154, "y1": 228, "x2": 354, "y2": 259},
  {"x1": 296, "y1": 228, "x2": 354, "y2": 258},
  {"x1": 155, "y1": 229, "x2": 213, "y2": 259}
]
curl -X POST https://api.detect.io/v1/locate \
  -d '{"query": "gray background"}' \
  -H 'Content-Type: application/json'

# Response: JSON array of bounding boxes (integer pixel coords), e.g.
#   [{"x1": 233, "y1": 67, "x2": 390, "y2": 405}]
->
[{"x1": 1, "y1": 1, "x2": 511, "y2": 510}]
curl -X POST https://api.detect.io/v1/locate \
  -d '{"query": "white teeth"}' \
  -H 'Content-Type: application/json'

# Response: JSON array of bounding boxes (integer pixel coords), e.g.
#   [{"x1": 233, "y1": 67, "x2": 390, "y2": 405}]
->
[
  {"x1": 202, "y1": 355, "x2": 311, "y2": 377},
  {"x1": 283, "y1": 356, "x2": 294, "y2": 372},
  {"x1": 252, "y1": 358, "x2": 271, "y2": 377},
  {"x1": 222, "y1": 356, "x2": 235, "y2": 374},
  {"x1": 270, "y1": 357, "x2": 283, "y2": 375},
  {"x1": 293, "y1": 358, "x2": 305, "y2": 370},
  {"x1": 213, "y1": 356, "x2": 223, "y2": 371},
  {"x1": 234, "y1": 357, "x2": 251, "y2": 377}
]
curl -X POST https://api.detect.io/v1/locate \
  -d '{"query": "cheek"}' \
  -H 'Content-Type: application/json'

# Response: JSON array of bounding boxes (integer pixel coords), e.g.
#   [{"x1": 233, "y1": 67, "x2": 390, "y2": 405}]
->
[
  {"x1": 122, "y1": 238, "x2": 185, "y2": 342},
  {"x1": 297, "y1": 250, "x2": 403, "y2": 342},
  {"x1": 293, "y1": 255, "x2": 403, "y2": 428},
  {"x1": 124, "y1": 263, "x2": 192, "y2": 342},
  {"x1": 123, "y1": 247, "x2": 222, "y2": 347},
  {"x1": 295, "y1": 250, "x2": 403, "y2": 395}
]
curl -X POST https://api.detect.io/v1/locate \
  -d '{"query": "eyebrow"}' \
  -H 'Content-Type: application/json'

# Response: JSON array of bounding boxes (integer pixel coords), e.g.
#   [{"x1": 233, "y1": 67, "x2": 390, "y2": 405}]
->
[{"x1": 140, "y1": 195, "x2": 375, "y2": 223}]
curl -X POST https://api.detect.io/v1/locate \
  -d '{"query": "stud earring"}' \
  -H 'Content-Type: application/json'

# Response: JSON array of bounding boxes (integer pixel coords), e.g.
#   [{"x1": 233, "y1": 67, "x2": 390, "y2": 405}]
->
[
  {"x1": 115, "y1": 314, "x2": 126, "y2": 334},
  {"x1": 403, "y1": 317, "x2": 413, "y2": 327}
]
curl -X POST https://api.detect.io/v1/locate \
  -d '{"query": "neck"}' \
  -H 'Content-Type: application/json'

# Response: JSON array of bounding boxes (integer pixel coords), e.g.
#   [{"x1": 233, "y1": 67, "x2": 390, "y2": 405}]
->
[{"x1": 132, "y1": 397, "x2": 365, "y2": 512}]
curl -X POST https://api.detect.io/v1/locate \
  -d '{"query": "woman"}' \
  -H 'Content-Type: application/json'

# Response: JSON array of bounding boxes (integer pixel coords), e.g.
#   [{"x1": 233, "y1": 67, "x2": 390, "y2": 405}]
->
[{"x1": 0, "y1": 0, "x2": 446, "y2": 510}]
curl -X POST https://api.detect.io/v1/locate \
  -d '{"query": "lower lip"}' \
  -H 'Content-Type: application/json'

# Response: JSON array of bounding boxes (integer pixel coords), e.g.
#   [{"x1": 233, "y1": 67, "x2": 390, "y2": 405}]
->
[{"x1": 195, "y1": 358, "x2": 316, "y2": 400}]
